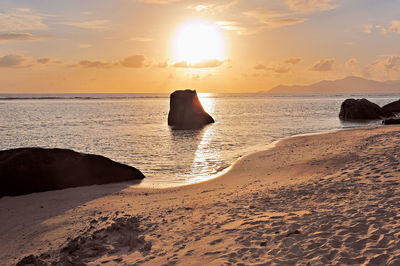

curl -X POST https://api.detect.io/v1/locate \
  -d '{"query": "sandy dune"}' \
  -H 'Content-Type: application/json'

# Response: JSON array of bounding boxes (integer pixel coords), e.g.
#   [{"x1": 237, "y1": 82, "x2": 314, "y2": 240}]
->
[{"x1": 2, "y1": 126, "x2": 400, "y2": 265}]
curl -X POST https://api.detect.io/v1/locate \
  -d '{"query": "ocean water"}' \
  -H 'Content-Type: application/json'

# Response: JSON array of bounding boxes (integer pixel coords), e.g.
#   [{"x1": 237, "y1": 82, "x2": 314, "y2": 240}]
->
[{"x1": 0, "y1": 93, "x2": 396, "y2": 187}]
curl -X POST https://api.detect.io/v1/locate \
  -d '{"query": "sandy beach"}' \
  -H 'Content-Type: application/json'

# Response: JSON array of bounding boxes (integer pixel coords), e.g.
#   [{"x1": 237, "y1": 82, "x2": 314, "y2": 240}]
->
[{"x1": 1, "y1": 125, "x2": 400, "y2": 265}]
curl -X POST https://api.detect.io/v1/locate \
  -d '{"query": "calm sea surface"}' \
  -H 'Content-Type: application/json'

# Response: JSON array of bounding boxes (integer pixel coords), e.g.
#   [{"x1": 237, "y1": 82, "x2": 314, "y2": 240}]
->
[{"x1": 0, "y1": 93, "x2": 396, "y2": 187}]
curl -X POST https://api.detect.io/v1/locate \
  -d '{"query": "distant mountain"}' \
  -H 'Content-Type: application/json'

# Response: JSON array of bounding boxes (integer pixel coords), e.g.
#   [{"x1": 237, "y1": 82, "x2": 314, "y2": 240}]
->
[{"x1": 265, "y1": 76, "x2": 400, "y2": 94}]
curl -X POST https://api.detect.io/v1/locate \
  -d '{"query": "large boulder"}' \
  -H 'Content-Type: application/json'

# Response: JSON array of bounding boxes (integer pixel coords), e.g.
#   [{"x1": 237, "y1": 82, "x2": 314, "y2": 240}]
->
[
  {"x1": 382, "y1": 99, "x2": 400, "y2": 113},
  {"x1": 0, "y1": 147, "x2": 145, "y2": 197},
  {"x1": 339, "y1": 98, "x2": 394, "y2": 121},
  {"x1": 168, "y1": 89, "x2": 214, "y2": 129}
]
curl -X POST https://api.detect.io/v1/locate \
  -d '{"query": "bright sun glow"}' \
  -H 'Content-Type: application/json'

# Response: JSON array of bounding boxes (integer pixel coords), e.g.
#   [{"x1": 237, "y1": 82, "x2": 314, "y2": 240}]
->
[{"x1": 172, "y1": 20, "x2": 224, "y2": 65}]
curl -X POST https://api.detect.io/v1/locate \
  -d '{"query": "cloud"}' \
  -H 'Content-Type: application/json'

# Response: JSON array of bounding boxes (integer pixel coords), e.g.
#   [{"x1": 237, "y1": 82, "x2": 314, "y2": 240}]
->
[
  {"x1": 285, "y1": 57, "x2": 302, "y2": 64},
  {"x1": 79, "y1": 60, "x2": 118, "y2": 68},
  {"x1": 59, "y1": 20, "x2": 111, "y2": 30},
  {"x1": 362, "y1": 55, "x2": 400, "y2": 80},
  {"x1": 387, "y1": 20, "x2": 400, "y2": 34},
  {"x1": 270, "y1": 65, "x2": 290, "y2": 73},
  {"x1": 0, "y1": 32, "x2": 50, "y2": 42},
  {"x1": 215, "y1": 21, "x2": 256, "y2": 35},
  {"x1": 187, "y1": 0, "x2": 238, "y2": 12},
  {"x1": 262, "y1": 18, "x2": 308, "y2": 29},
  {"x1": 189, "y1": 4, "x2": 210, "y2": 12},
  {"x1": 269, "y1": 64, "x2": 291, "y2": 73},
  {"x1": 216, "y1": 17, "x2": 306, "y2": 35},
  {"x1": 254, "y1": 58, "x2": 301, "y2": 72},
  {"x1": 309, "y1": 58, "x2": 335, "y2": 71},
  {"x1": 254, "y1": 64, "x2": 267, "y2": 70},
  {"x1": 37, "y1": 58, "x2": 51, "y2": 64},
  {"x1": 379, "y1": 20, "x2": 400, "y2": 35},
  {"x1": 0, "y1": 9, "x2": 47, "y2": 31},
  {"x1": 244, "y1": 8, "x2": 291, "y2": 19},
  {"x1": 345, "y1": 58, "x2": 358, "y2": 70},
  {"x1": 173, "y1": 59, "x2": 224, "y2": 68},
  {"x1": 0, "y1": 54, "x2": 29, "y2": 67},
  {"x1": 138, "y1": 0, "x2": 181, "y2": 4},
  {"x1": 222, "y1": 6, "x2": 308, "y2": 35},
  {"x1": 0, "y1": 54, "x2": 61, "y2": 68},
  {"x1": 284, "y1": 0, "x2": 338, "y2": 13},
  {"x1": 73, "y1": 55, "x2": 147, "y2": 69},
  {"x1": 36, "y1": 58, "x2": 62, "y2": 65},
  {"x1": 254, "y1": 63, "x2": 290, "y2": 73},
  {"x1": 384, "y1": 55, "x2": 400, "y2": 70},
  {"x1": 120, "y1": 55, "x2": 145, "y2": 68},
  {"x1": 363, "y1": 24, "x2": 373, "y2": 34}
]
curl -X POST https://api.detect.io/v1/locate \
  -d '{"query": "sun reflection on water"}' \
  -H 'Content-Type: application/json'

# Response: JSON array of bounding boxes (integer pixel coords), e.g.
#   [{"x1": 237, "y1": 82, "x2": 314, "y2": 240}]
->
[
  {"x1": 188, "y1": 123, "x2": 222, "y2": 184},
  {"x1": 198, "y1": 93, "x2": 215, "y2": 115},
  {"x1": 181, "y1": 93, "x2": 221, "y2": 184}
]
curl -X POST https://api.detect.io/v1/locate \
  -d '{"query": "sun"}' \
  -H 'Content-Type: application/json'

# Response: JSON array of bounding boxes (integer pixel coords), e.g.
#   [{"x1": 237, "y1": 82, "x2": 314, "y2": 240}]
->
[{"x1": 172, "y1": 20, "x2": 225, "y2": 65}]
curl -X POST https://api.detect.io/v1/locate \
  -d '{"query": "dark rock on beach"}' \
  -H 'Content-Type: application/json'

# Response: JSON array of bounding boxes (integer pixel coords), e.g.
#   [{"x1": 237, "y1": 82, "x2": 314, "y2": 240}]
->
[
  {"x1": 383, "y1": 118, "x2": 400, "y2": 125},
  {"x1": 339, "y1": 98, "x2": 394, "y2": 121},
  {"x1": 0, "y1": 147, "x2": 145, "y2": 197},
  {"x1": 168, "y1": 89, "x2": 214, "y2": 129},
  {"x1": 382, "y1": 99, "x2": 400, "y2": 113}
]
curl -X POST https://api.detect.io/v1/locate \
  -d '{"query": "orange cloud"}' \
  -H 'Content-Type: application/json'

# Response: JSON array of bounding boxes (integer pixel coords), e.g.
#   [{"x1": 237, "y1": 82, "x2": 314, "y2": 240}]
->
[
  {"x1": 77, "y1": 55, "x2": 146, "y2": 68},
  {"x1": 120, "y1": 55, "x2": 145, "y2": 68},
  {"x1": 361, "y1": 55, "x2": 400, "y2": 80},
  {"x1": 0, "y1": 32, "x2": 50, "y2": 41},
  {"x1": 37, "y1": 58, "x2": 51, "y2": 64},
  {"x1": 345, "y1": 58, "x2": 358, "y2": 70},
  {"x1": 309, "y1": 58, "x2": 335, "y2": 71},
  {"x1": 262, "y1": 18, "x2": 308, "y2": 29},
  {"x1": 59, "y1": 20, "x2": 111, "y2": 30},
  {"x1": 0, "y1": 54, "x2": 27, "y2": 67},
  {"x1": 173, "y1": 59, "x2": 224, "y2": 68},
  {"x1": 285, "y1": 0, "x2": 338, "y2": 13},
  {"x1": 254, "y1": 64, "x2": 266, "y2": 70},
  {"x1": 254, "y1": 58, "x2": 301, "y2": 72},
  {"x1": 363, "y1": 24, "x2": 373, "y2": 34},
  {"x1": 380, "y1": 20, "x2": 400, "y2": 35},
  {"x1": 285, "y1": 57, "x2": 302, "y2": 64},
  {"x1": 0, "y1": 9, "x2": 47, "y2": 31},
  {"x1": 137, "y1": 0, "x2": 180, "y2": 4},
  {"x1": 79, "y1": 60, "x2": 118, "y2": 68}
]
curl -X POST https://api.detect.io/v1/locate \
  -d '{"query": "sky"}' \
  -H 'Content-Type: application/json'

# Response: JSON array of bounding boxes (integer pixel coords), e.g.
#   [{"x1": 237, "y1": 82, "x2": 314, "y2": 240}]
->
[{"x1": 0, "y1": 0, "x2": 399, "y2": 93}]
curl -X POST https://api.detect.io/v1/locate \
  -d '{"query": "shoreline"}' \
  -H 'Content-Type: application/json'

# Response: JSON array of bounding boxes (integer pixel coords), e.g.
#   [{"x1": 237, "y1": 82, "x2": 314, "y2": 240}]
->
[
  {"x1": 2, "y1": 125, "x2": 400, "y2": 265},
  {"x1": 137, "y1": 124, "x2": 379, "y2": 189}
]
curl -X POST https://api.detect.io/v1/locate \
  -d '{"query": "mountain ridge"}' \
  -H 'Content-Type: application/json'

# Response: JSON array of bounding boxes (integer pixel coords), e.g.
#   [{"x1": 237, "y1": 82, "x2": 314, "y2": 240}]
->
[{"x1": 265, "y1": 76, "x2": 400, "y2": 94}]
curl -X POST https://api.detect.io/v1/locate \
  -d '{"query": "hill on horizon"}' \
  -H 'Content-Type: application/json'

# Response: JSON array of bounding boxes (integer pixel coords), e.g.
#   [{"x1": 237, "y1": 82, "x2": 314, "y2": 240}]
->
[{"x1": 265, "y1": 76, "x2": 400, "y2": 94}]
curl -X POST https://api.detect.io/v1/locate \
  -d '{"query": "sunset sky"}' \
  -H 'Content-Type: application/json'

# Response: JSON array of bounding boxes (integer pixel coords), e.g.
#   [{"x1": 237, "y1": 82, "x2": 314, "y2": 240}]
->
[{"x1": 0, "y1": 0, "x2": 399, "y2": 93}]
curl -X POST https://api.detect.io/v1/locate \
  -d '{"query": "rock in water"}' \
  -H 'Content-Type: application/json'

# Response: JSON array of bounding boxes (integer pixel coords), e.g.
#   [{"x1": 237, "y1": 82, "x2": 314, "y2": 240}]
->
[
  {"x1": 0, "y1": 147, "x2": 145, "y2": 197},
  {"x1": 168, "y1": 89, "x2": 214, "y2": 129},
  {"x1": 382, "y1": 99, "x2": 400, "y2": 113},
  {"x1": 339, "y1": 98, "x2": 394, "y2": 121}
]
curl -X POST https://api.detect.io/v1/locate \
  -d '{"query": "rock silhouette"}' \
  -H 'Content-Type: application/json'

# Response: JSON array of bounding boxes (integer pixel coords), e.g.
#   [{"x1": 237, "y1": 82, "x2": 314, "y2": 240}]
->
[
  {"x1": 168, "y1": 89, "x2": 214, "y2": 129},
  {"x1": 339, "y1": 98, "x2": 394, "y2": 121},
  {"x1": 0, "y1": 147, "x2": 145, "y2": 197},
  {"x1": 383, "y1": 118, "x2": 400, "y2": 125},
  {"x1": 382, "y1": 99, "x2": 400, "y2": 113}
]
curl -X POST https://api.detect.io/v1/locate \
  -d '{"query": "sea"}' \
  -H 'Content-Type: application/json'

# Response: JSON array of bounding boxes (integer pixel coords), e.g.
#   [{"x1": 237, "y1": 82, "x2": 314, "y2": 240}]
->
[{"x1": 0, "y1": 93, "x2": 397, "y2": 187}]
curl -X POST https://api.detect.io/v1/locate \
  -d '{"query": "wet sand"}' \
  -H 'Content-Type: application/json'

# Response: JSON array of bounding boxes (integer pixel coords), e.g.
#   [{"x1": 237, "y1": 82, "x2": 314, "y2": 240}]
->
[{"x1": 1, "y1": 125, "x2": 400, "y2": 265}]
